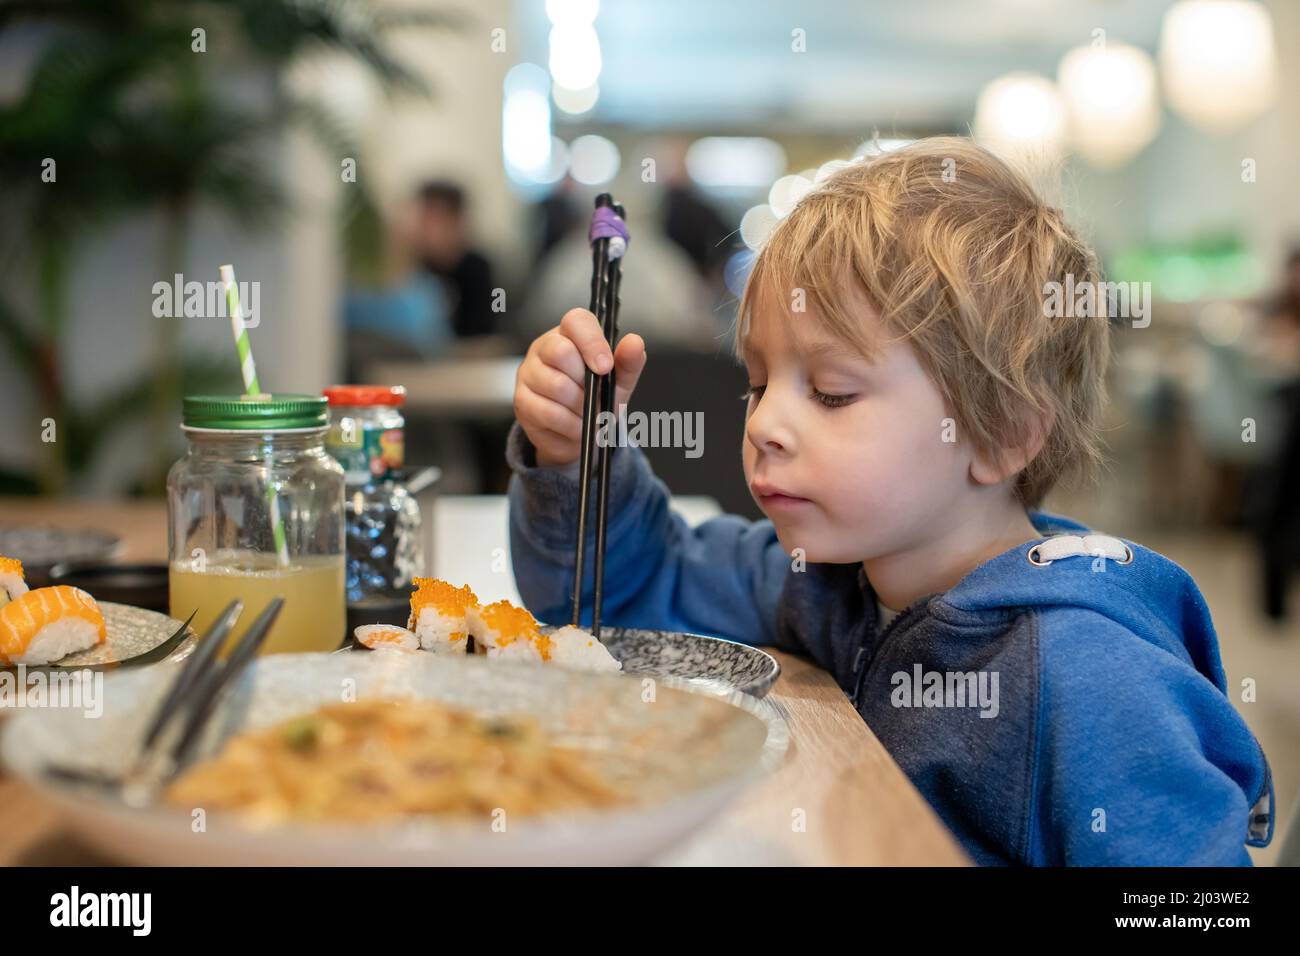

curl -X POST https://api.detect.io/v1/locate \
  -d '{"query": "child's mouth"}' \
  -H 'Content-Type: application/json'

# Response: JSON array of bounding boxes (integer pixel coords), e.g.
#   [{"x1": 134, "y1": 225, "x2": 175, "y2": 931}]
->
[
  {"x1": 751, "y1": 481, "x2": 812, "y2": 511},
  {"x1": 760, "y1": 493, "x2": 812, "y2": 512}
]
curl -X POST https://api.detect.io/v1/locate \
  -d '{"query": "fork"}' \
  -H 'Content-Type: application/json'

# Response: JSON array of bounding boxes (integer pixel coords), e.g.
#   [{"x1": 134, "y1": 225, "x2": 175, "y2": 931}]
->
[{"x1": 42, "y1": 597, "x2": 283, "y2": 806}]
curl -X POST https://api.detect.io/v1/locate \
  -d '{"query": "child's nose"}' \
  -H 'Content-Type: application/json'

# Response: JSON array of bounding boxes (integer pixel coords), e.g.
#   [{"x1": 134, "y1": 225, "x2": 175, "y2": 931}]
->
[{"x1": 745, "y1": 394, "x2": 796, "y2": 455}]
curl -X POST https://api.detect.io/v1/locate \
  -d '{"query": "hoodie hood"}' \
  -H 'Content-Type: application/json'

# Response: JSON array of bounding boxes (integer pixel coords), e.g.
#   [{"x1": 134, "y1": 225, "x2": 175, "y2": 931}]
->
[{"x1": 938, "y1": 509, "x2": 1229, "y2": 694}]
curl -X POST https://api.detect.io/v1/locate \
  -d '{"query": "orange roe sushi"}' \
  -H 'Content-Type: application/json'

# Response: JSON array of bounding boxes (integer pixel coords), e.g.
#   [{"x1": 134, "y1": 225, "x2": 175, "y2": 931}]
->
[
  {"x1": 408, "y1": 578, "x2": 479, "y2": 654},
  {"x1": 0, "y1": 554, "x2": 28, "y2": 607},
  {"x1": 466, "y1": 600, "x2": 553, "y2": 663}
]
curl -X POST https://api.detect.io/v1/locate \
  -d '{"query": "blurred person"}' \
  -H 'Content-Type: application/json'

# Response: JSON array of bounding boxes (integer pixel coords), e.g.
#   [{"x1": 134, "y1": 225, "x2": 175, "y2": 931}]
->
[
  {"x1": 342, "y1": 275, "x2": 452, "y2": 380},
  {"x1": 506, "y1": 138, "x2": 1272, "y2": 866},
  {"x1": 522, "y1": 213, "x2": 719, "y2": 349},
  {"x1": 356, "y1": 187, "x2": 507, "y2": 493},
  {"x1": 1255, "y1": 247, "x2": 1300, "y2": 620},
  {"x1": 341, "y1": 202, "x2": 455, "y2": 380},
  {"x1": 414, "y1": 179, "x2": 499, "y2": 339},
  {"x1": 533, "y1": 177, "x2": 581, "y2": 266},
  {"x1": 659, "y1": 138, "x2": 734, "y2": 284}
]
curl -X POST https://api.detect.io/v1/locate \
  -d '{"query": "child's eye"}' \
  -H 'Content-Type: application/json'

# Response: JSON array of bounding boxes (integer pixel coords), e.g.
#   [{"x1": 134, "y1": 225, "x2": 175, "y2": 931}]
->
[
  {"x1": 739, "y1": 384, "x2": 766, "y2": 402},
  {"x1": 812, "y1": 388, "x2": 855, "y2": 408}
]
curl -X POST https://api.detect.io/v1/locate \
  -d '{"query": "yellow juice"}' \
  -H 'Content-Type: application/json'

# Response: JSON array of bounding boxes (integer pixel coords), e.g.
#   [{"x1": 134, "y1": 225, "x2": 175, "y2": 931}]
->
[{"x1": 169, "y1": 552, "x2": 345, "y2": 656}]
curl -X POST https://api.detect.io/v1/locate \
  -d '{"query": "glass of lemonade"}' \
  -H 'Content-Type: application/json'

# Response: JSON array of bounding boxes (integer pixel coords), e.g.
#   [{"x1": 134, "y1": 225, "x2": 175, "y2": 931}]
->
[{"x1": 168, "y1": 395, "x2": 345, "y2": 655}]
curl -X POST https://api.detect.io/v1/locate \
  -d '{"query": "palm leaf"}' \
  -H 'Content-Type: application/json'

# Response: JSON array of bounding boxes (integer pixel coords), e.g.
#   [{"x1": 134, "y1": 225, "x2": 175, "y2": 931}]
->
[
  {"x1": 0, "y1": 292, "x2": 36, "y2": 369},
  {"x1": 227, "y1": 0, "x2": 438, "y2": 95},
  {"x1": 64, "y1": 351, "x2": 239, "y2": 475}
]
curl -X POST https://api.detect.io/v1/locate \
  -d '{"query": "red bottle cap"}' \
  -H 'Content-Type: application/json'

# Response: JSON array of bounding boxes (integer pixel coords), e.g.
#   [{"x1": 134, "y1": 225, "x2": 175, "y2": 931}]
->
[{"x1": 322, "y1": 385, "x2": 407, "y2": 407}]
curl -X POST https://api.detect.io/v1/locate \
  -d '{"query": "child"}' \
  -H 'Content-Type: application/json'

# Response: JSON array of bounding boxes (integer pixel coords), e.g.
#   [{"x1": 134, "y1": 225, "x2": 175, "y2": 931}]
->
[{"x1": 505, "y1": 137, "x2": 1273, "y2": 866}]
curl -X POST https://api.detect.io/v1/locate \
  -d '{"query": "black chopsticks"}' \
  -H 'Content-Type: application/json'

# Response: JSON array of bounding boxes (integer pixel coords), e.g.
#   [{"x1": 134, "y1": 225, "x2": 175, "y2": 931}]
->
[{"x1": 572, "y1": 194, "x2": 629, "y2": 640}]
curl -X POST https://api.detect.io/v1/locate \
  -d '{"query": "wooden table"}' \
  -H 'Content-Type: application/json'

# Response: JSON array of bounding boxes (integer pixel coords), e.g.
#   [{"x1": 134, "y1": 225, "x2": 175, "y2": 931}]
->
[{"x1": 0, "y1": 498, "x2": 968, "y2": 866}]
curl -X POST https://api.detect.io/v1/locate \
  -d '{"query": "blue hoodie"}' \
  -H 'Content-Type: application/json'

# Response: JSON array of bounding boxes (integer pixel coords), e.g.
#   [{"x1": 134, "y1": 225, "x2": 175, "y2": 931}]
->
[{"x1": 505, "y1": 421, "x2": 1274, "y2": 866}]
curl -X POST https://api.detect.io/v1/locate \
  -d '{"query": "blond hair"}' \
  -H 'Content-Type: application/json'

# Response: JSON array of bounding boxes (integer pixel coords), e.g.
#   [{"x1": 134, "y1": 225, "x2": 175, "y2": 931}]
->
[{"x1": 735, "y1": 136, "x2": 1110, "y2": 509}]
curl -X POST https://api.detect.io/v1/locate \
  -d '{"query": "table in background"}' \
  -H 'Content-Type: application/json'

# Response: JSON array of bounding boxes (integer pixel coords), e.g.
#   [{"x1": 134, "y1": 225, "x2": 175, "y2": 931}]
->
[
  {"x1": 367, "y1": 356, "x2": 520, "y2": 420},
  {"x1": 0, "y1": 497, "x2": 968, "y2": 866}
]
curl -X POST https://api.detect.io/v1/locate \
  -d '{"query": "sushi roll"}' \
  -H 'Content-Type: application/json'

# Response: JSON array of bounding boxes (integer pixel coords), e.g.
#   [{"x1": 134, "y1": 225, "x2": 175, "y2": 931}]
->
[
  {"x1": 466, "y1": 600, "x2": 550, "y2": 663},
  {"x1": 408, "y1": 578, "x2": 478, "y2": 654},
  {"x1": 0, "y1": 555, "x2": 28, "y2": 609},
  {"x1": 0, "y1": 584, "x2": 106, "y2": 665},
  {"x1": 353, "y1": 624, "x2": 420, "y2": 651},
  {"x1": 548, "y1": 625, "x2": 623, "y2": 674}
]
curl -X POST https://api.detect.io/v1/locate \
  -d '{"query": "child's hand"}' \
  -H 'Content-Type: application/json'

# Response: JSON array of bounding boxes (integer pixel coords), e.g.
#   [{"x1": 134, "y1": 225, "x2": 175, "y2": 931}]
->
[{"x1": 514, "y1": 308, "x2": 647, "y2": 468}]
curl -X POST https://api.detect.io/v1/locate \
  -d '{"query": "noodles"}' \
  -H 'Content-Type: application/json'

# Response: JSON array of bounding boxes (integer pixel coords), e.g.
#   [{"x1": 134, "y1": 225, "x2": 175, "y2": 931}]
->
[{"x1": 164, "y1": 699, "x2": 625, "y2": 825}]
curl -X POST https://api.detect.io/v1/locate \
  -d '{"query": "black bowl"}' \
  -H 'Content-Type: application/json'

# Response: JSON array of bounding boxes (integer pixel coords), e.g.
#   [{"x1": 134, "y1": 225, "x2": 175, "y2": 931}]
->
[
  {"x1": 0, "y1": 526, "x2": 123, "y2": 587},
  {"x1": 48, "y1": 562, "x2": 170, "y2": 613}
]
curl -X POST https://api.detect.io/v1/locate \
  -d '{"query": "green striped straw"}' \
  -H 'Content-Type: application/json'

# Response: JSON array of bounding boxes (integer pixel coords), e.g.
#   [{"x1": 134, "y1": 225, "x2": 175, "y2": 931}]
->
[{"x1": 220, "y1": 264, "x2": 290, "y2": 568}]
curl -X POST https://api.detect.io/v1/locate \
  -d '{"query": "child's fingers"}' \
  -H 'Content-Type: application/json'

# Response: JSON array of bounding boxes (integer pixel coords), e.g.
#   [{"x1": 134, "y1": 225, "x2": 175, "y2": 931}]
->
[
  {"x1": 613, "y1": 333, "x2": 647, "y2": 410},
  {"x1": 515, "y1": 382, "x2": 583, "y2": 441},
  {"x1": 558, "y1": 308, "x2": 614, "y2": 376},
  {"x1": 517, "y1": 319, "x2": 646, "y2": 467},
  {"x1": 518, "y1": 356, "x2": 583, "y2": 415},
  {"x1": 533, "y1": 332, "x2": 584, "y2": 392},
  {"x1": 527, "y1": 329, "x2": 645, "y2": 415}
]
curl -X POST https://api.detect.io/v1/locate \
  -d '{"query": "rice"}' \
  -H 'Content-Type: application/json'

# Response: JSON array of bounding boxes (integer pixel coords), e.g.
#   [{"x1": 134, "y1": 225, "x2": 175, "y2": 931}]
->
[
  {"x1": 17, "y1": 617, "x2": 102, "y2": 665},
  {"x1": 548, "y1": 625, "x2": 623, "y2": 674}
]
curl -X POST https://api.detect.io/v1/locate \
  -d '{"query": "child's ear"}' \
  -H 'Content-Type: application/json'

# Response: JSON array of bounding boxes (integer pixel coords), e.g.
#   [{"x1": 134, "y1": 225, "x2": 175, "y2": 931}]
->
[{"x1": 969, "y1": 406, "x2": 1056, "y2": 488}]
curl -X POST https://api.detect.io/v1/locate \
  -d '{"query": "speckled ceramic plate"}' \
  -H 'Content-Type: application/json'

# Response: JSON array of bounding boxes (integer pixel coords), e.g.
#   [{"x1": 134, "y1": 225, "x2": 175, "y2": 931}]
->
[
  {"x1": 539, "y1": 626, "x2": 781, "y2": 698},
  {"x1": 1, "y1": 651, "x2": 789, "y2": 865},
  {"x1": 42, "y1": 602, "x2": 196, "y2": 668}
]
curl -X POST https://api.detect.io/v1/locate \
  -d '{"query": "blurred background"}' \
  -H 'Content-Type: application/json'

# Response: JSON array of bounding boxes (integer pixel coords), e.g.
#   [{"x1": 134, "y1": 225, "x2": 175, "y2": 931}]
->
[{"x1": 0, "y1": 0, "x2": 1296, "y2": 861}]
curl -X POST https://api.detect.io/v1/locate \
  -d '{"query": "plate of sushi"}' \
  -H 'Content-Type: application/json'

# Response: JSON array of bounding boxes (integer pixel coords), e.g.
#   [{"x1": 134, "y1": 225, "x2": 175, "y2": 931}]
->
[
  {"x1": 0, "y1": 649, "x2": 789, "y2": 865},
  {"x1": 350, "y1": 577, "x2": 782, "y2": 697},
  {"x1": 0, "y1": 555, "x2": 193, "y2": 669}
]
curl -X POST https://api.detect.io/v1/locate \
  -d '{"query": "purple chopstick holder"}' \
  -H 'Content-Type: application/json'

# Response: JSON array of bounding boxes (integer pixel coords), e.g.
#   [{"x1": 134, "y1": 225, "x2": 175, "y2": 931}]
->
[{"x1": 588, "y1": 206, "x2": 630, "y2": 250}]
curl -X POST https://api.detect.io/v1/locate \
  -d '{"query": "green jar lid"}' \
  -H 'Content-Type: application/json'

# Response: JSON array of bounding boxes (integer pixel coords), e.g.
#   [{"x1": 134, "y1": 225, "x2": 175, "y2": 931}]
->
[{"x1": 182, "y1": 394, "x2": 329, "y2": 430}]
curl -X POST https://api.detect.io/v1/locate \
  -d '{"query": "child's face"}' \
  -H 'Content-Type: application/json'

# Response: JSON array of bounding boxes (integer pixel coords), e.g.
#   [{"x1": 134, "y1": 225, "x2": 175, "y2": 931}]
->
[{"x1": 740, "y1": 300, "x2": 974, "y2": 564}]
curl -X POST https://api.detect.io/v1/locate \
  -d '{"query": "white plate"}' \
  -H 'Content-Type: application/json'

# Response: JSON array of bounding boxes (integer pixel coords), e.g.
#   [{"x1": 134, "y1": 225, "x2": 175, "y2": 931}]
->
[{"x1": 1, "y1": 651, "x2": 788, "y2": 865}]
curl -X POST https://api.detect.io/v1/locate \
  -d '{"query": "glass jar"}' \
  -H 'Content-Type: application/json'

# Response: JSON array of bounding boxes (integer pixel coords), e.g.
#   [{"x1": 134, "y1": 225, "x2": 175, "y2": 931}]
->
[
  {"x1": 323, "y1": 386, "x2": 423, "y2": 611},
  {"x1": 322, "y1": 385, "x2": 407, "y2": 484},
  {"x1": 167, "y1": 394, "x2": 346, "y2": 655}
]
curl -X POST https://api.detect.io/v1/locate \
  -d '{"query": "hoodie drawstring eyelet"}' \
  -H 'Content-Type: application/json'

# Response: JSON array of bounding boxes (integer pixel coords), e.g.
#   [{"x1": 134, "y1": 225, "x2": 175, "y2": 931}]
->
[{"x1": 1027, "y1": 534, "x2": 1134, "y2": 567}]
